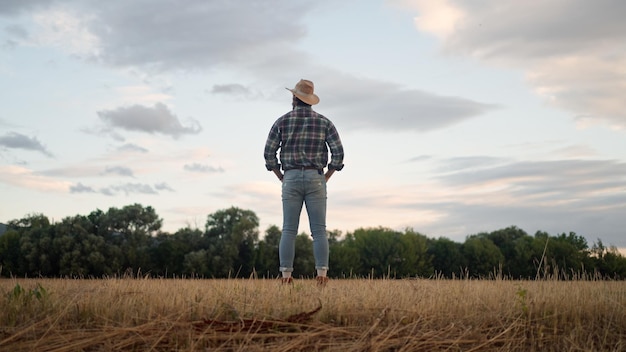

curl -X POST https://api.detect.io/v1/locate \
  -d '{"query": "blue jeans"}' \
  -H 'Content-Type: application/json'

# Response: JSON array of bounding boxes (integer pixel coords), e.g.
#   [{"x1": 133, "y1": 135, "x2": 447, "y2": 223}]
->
[{"x1": 279, "y1": 169, "x2": 328, "y2": 273}]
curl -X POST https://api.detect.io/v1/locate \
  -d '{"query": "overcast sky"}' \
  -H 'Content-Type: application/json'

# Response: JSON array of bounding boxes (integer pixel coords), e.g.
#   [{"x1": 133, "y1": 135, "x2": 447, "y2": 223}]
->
[{"x1": 1, "y1": 0, "x2": 625, "y2": 251}]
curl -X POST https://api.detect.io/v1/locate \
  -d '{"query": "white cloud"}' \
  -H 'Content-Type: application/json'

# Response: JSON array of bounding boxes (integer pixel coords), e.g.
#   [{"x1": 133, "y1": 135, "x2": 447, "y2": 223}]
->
[
  {"x1": 9, "y1": 1, "x2": 495, "y2": 133},
  {"x1": 183, "y1": 163, "x2": 224, "y2": 173},
  {"x1": 31, "y1": 8, "x2": 100, "y2": 57},
  {"x1": 328, "y1": 157, "x2": 626, "y2": 245},
  {"x1": 0, "y1": 132, "x2": 53, "y2": 157},
  {"x1": 42, "y1": 165, "x2": 103, "y2": 178},
  {"x1": 154, "y1": 182, "x2": 174, "y2": 192},
  {"x1": 43, "y1": 146, "x2": 213, "y2": 182},
  {"x1": 527, "y1": 55, "x2": 626, "y2": 128},
  {"x1": 445, "y1": 157, "x2": 626, "y2": 230},
  {"x1": 436, "y1": 159, "x2": 626, "y2": 207},
  {"x1": 3, "y1": 0, "x2": 316, "y2": 72},
  {"x1": 210, "y1": 84, "x2": 263, "y2": 100},
  {"x1": 320, "y1": 73, "x2": 496, "y2": 132},
  {"x1": 97, "y1": 103, "x2": 201, "y2": 138},
  {"x1": 0, "y1": 165, "x2": 70, "y2": 192},
  {"x1": 106, "y1": 183, "x2": 157, "y2": 196},
  {"x1": 408, "y1": 0, "x2": 464, "y2": 39},
  {"x1": 78, "y1": 1, "x2": 314, "y2": 71},
  {"x1": 402, "y1": 0, "x2": 626, "y2": 128},
  {"x1": 116, "y1": 143, "x2": 148, "y2": 153},
  {"x1": 70, "y1": 182, "x2": 95, "y2": 193},
  {"x1": 102, "y1": 166, "x2": 134, "y2": 177}
]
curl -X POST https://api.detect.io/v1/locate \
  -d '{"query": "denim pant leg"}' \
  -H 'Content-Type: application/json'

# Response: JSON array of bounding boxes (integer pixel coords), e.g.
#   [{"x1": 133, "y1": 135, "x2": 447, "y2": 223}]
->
[
  {"x1": 279, "y1": 170, "x2": 304, "y2": 272},
  {"x1": 304, "y1": 171, "x2": 328, "y2": 270}
]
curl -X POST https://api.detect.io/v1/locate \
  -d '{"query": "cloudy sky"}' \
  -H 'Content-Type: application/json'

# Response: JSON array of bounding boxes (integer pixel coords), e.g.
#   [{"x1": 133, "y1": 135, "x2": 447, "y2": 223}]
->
[{"x1": 1, "y1": 0, "x2": 625, "y2": 250}]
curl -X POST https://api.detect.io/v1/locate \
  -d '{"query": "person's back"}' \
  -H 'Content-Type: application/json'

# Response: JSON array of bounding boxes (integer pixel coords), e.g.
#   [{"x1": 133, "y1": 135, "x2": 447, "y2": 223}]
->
[
  {"x1": 264, "y1": 79, "x2": 344, "y2": 286},
  {"x1": 271, "y1": 105, "x2": 340, "y2": 171}
]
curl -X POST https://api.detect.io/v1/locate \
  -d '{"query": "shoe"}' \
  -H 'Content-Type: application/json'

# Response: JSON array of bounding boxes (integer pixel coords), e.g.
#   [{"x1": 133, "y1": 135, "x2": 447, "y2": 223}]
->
[
  {"x1": 281, "y1": 277, "x2": 293, "y2": 284},
  {"x1": 316, "y1": 276, "x2": 328, "y2": 287}
]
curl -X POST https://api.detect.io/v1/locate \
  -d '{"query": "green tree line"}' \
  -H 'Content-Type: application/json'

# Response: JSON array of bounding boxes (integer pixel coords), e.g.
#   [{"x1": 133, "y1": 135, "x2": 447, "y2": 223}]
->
[{"x1": 1, "y1": 204, "x2": 625, "y2": 279}]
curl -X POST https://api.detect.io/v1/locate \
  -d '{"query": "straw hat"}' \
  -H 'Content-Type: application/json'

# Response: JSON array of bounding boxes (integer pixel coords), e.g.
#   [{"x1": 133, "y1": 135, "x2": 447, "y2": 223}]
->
[{"x1": 286, "y1": 79, "x2": 320, "y2": 105}]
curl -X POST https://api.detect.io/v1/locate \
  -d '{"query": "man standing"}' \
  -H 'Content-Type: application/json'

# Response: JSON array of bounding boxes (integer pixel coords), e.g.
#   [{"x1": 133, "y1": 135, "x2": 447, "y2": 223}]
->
[{"x1": 264, "y1": 79, "x2": 344, "y2": 286}]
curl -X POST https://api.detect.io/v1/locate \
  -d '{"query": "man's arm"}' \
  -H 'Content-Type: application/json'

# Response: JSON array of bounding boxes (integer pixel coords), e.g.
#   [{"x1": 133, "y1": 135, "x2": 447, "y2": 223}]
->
[
  {"x1": 264, "y1": 120, "x2": 282, "y2": 180},
  {"x1": 272, "y1": 168, "x2": 284, "y2": 182},
  {"x1": 324, "y1": 168, "x2": 335, "y2": 182},
  {"x1": 325, "y1": 121, "x2": 344, "y2": 182}
]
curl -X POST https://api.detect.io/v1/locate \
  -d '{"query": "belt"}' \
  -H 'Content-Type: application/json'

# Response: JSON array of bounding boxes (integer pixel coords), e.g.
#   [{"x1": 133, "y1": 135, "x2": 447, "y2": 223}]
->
[{"x1": 285, "y1": 166, "x2": 323, "y2": 173}]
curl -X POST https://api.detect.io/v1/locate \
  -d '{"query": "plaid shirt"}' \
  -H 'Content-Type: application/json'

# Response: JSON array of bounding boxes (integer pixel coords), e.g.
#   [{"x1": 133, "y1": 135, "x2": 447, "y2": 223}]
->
[{"x1": 264, "y1": 106, "x2": 344, "y2": 172}]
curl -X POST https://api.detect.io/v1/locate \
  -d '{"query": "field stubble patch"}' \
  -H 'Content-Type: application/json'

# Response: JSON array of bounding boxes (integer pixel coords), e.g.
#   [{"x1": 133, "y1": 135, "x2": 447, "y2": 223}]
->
[{"x1": 1, "y1": 278, "x2": 625, "y2": 351}]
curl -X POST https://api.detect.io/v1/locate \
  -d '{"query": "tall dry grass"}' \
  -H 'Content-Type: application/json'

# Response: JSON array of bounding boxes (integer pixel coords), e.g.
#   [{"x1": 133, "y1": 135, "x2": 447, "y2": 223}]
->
[{"x1": 1, "y1": 277, "x2": 625, "y2": 351}]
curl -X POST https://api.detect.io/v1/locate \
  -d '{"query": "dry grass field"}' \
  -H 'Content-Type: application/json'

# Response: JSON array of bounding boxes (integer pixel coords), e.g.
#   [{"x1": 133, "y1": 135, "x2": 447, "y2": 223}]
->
[{"x1": 1, "y1": 277, "x2": 625, "y2": 351}]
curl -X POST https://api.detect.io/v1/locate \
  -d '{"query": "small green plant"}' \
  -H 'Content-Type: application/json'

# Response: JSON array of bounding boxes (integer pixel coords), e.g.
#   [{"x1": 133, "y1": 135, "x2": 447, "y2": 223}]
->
[
  {"x1": 4, "y1": 283, "x2": 50, "y2": 326},
  {"x1": 31, "y1": 283, "x2": 48, "y2": 301},
  {"x1": 10, "y1": 283, "x2": 25, "y2": 300},
  {"x1": 516, "y1": 285, "x2": 529, "y2": 316},
  {"x1": 7, "y1": 283, "x2": 48, "y2": 304}
]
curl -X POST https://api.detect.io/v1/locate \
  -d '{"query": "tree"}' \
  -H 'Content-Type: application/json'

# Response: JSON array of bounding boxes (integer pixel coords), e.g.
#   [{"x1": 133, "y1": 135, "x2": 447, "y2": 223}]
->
[
  {"x1": 53, "y1": 215, "x2": 109, "y2": 277},
  {"x1": 483, "y1": 226, "x2": 530, "y2": 278},
  {"x1": 104, "y1": 204, "x2": 163, "y2": 235},
  {"x1": 102, "y1": 204, "x2": 163, "y2": 271},
  {"x1": 0, "y1": 230, "x2": 22, "y2": 276},
  {"x1": 204, "y1": 207, "x2": 259, "y2": 278},
  {"x1": 183, "y1": 250, "x2": 210, "y2": 277},
  {"x1": 5, "y1": 204, "x2": 624, "y2": 281},
  {"x1": 428, "y1": 237, "x2": 465, "y2": 278},
  {"x1": 149, "y1": 227, "x2": 204, "y2": 277},
  {"x1": 554, "y1": 232, "x2": 591, "y2": 273},
  {"x1": 254, "y1": 225, "x2": 281, "y2": 278},
  {"x1": 534, "y1": 231, "x2": 592, "y2": 278},
  {"x1": 510, "y1": 234, "x2": 539, "y2": 279},
  {"x1": 341, "y1": 227, "x2": 430, "y2": 278},
  {"x1": 462, "y1": 235, "x2": 504, "y2": 277},
  {"x1": 396, "y1": 228, "x2": 432, "y2": 277},
  {"x1": 329, "y1": 229, "x2": 360, "y2": 278},
  {"x1": 11, "y1": 214, "x2": 57, "y2": 277},
  {"x1": 292, "y1": 232, "x2": 315, "y2": 278},
  {"x1": 591, "y1": 239, "x2": 626, "y2": 278},
  {"x1": 343, "y1": 227, "x2": 397, "y2": 278}
]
